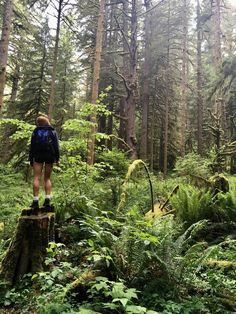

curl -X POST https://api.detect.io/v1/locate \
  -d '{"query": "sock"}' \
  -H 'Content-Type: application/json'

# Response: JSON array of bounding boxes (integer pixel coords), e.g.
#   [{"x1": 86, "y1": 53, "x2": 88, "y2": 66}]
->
[
  {"x1": 33, "y1": 196, "x2": 39, "y2": 201},
  {"x1": 45, "y1": 195, "x2": 51, "y2": 200}
]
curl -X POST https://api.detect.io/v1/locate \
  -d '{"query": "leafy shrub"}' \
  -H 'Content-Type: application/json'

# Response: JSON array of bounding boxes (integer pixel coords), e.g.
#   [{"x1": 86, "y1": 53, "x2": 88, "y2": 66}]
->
[
  {"x1": 174, "y1": 153, "x2": 212, "y2": 178},
  {"x1": 78, "y1": 276, "x2": 159, "y2": 314},
  {"x1": 95, "y1": 149, "x2": 129, "y2": 178}
]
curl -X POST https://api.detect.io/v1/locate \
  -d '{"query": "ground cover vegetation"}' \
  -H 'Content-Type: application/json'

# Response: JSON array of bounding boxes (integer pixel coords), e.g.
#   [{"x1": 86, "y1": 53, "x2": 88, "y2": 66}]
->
[
  {"x1": 0, "y1": 149, "x2": 236, "y2": 313},
  {"x1": 0, "y1": 0, "x2": 236, "y2": 313}
]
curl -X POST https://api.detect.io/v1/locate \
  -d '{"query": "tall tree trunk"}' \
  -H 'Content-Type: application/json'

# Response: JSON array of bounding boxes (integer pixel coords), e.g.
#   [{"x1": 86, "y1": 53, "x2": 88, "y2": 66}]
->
[
  {"x1": 36, "y1": 40, "x2": 47, "y2": 115},
  {"x1": 48, "y1": 0, "x2": 63, "y2": 121},
  {"x1": 0, "y1": 0, "x2": 13, "y2": 118},
  {"x1": 179, "y1": 0, "x2": 188, "y2": 157},
  {"x1": 87, "y1": 0, "x2": 106, "y2": 165},
  {"x1": 163, "y1": 0, "x2": 171, "y2": 177},
  {"x1": 118, "y1": 0, "x2": 129, "y2": 149},
  {"x1": 196, "y1": 0, "x2": 203, "y2": 155},
  {"x1": 212, "y1": 0, "x2": 225, "y2": 123},
  {"x1": 10, "y1": 55, "x2": 20, "y2": 103},
  {"x1": 125, "y1": 0, "x2": 138, "y2": 160},
  {"x1": 140, "y1": 0, "x2": 152, "y2": 161},
  {"x1": 212, "y1": 0, "x2": 222, "y2": 71}
]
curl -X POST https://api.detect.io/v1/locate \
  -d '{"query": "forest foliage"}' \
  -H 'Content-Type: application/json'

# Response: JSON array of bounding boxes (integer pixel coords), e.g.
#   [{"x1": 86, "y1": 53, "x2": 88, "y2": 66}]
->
[{"x1": 0, "y1": 0, "x2": 236, "y2": 313}]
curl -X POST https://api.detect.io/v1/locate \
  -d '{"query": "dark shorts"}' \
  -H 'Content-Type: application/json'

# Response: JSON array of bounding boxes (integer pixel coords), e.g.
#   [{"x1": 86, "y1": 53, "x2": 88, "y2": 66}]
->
[{"x1": 34, "y1": 154, "x2": 55, "y2": 164}]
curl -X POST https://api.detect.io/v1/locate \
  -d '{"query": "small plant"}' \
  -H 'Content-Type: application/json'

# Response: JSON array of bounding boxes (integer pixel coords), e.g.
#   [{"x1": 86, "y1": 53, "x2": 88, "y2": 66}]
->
[{"x1": 79, "y1": 276, "x2": 159, "y2": 314}]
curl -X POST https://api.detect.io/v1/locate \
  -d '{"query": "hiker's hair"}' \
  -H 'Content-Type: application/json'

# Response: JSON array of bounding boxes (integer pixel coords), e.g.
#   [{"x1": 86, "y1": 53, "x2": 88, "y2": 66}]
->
[{"x1": 36, "y1": 115, "x2": 50, "y2": 126}]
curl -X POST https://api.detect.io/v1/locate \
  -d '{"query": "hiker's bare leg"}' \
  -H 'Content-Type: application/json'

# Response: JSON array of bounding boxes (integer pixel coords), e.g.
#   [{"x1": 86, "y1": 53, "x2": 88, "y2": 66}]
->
[
  {"x1": 33, "y1": 162, "x2": 43, "y2": 196},
  {"x1": 44, "y1": 163, "x2": 53, "y2": 196}
]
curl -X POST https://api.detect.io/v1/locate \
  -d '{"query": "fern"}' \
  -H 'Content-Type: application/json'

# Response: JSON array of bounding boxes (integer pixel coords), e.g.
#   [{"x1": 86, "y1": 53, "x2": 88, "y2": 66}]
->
[{"x1": 170, "y1": 186, "x2": 214, "y2": 227}]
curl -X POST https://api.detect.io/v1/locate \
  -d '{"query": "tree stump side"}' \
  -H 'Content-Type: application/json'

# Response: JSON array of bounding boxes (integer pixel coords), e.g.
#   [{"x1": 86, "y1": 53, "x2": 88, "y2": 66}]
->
[{"x1": 0, "y1": 211, "x2": 55, "y2": 286}]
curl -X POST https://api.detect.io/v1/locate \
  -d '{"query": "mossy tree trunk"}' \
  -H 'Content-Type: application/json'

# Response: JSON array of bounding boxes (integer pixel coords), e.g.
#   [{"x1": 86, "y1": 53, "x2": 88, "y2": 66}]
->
[{"x1": 0, "y1": 211, "x2": 55, "y2": 286}]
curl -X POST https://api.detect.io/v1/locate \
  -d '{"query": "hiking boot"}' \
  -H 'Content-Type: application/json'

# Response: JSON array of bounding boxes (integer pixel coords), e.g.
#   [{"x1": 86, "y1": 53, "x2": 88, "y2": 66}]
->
[
  {"x1": 30, "y1": 200, "x2": 39, "y2": 209},
  {"x1": 30, "y1": 200, "x2": 39, "y2": 215},
  {"x1": 42, "y1": 198, "x2": 54, "y2": 212},
  {"x1": 43, "y1": 198, "x2": 50, "y2": 207}
]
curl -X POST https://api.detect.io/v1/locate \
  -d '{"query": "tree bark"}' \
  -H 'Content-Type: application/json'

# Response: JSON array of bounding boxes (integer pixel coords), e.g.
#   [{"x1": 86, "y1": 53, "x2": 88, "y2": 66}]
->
[
  {"x1": 10, "y1": 56, "x2": 20, "y2": 103},
  {"x1": 212, "y1": 0, "x2": 222, "y2": 70},
  {"x1": 212, "y1": 0, "x2": 226, "y2": 129},
  {"x1": 140, "y1": 0, "x2": 152, "y2": 161},
  {"x1": 163, "y1": 0, "x2": 171, "y2": 177},
  {"x1": 48, "y1": 0, "x2": 63, "y2": 121},
  {"x1": 36, "y1": 36, "x2": 47, "y2": 115},
  {"x1": 179, "y1": 0, "x2": 188, "y2": 157},
  {"x1": 0, "y1": 212, "x2": 55, "y2": 286},
  {"x1": 125, "y1": 0, "x2": 138, "y2": 160},
  {"x1": 0, "y1": 0, "x2": 13, "y2": 118},
  {"x1": 196, "y1": 0, "x2": 203, "y2": 155},
  {"x1": 87, "y1": 0, "x2": 106, "y2": 165},
  {"x1": 118, "y1": 0, "x2": 129, "y2": 150}
]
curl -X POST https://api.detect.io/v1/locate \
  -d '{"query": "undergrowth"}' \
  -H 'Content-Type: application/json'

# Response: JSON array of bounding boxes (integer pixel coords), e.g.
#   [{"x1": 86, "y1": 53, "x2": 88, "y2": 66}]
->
[{"x1": 1, "y1": 158, "x2": 236, "y2": 313}]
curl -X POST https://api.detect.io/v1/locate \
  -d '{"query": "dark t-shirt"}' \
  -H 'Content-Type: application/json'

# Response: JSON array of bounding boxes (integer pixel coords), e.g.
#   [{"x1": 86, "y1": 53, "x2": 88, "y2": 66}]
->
[{"x1": 29, "y1": 125, "x2": 60, "y2": 164}]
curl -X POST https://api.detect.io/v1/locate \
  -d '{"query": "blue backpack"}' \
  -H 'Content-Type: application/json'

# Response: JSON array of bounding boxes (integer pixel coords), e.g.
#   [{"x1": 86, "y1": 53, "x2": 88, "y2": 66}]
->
[{"x1": 34, "y1": 129, "x2": 54, "y2": 155}]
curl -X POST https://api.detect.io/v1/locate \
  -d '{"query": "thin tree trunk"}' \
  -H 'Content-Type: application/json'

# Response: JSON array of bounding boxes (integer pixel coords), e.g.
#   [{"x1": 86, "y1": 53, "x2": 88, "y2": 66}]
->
[
  {"x1": 149, "y1": 107, "x2": 154, "y2": 171},
  {"x1": 179, "y1": 0, "x2": 188, "y2": 157},
  {"x1": 163, "y1": 0, "x2": 171, "y2": 177},
  {"x1": 48, "y1": 0, "x2": 63, "y2": 121},
  {"x1": 10, "y1": 57, "x2": 20, "y2": 103},
  {"x1": 58, "y1": 62, "x2": 67, "y2": 138},
  {"x1": 0, "y1": 0, "x2": 13, "y2": 118},
  {"x1": 87, "y1": 0, "x2": 106, "y2": 165},
  {"x1": 36, "y1": 40, "x2": 47, "y2": 115},
  {"x1": 126, "y1": 0, "x2": 138, "y2": 160},
  {"x1": 107, "y1": 102, "x2": 113, "y2": 150},
  {"x1": 212, "y1": 0, "x2": 222, "y2": 70},
  {"x1": 140, "y1": 0, "x2": 152, "y2": 161},
  {"x1": 196, "y1": 0, "x2": 203, "y2": 155}
]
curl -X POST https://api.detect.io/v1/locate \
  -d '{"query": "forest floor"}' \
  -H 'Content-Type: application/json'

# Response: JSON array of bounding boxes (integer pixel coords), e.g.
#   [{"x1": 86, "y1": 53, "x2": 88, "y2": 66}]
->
[{"x1": 1, "y1": 166, "x2": 236, "y2": 313}]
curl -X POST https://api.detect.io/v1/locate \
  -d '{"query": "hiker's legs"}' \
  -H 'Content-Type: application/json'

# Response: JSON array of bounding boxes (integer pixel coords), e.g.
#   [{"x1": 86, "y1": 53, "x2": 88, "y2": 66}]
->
[
  {"x1": 33, "y1": 162, "x2": 44, "y2": 197},
  {"x1": 44, "y1": 163, "x2": 53, "y2": 196}
]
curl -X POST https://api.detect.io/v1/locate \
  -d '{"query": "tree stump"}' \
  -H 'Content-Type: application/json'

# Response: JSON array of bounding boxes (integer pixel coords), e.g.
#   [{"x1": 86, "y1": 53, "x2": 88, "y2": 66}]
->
[{"x1": 0, "y1": 209, "x2": 55, "y2": 286}]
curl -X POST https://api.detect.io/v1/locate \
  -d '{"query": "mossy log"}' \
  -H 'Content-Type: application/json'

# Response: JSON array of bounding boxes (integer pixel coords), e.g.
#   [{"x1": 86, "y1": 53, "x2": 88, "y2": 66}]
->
[
  {"x1": 0, "y1": 209, "x2": 55, "y2": 286},
  {"x1": 188, "y1": 221, "x2": 236, "y2": 245},
  {"x1": 206, "y1": 259, "x2": 236, "y2": 269}
]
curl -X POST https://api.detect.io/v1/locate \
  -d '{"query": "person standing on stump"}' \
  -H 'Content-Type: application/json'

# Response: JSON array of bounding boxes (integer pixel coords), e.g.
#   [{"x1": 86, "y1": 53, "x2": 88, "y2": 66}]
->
[{"x1": 29, "y1": 115, "x2": 60, "y2": 212}]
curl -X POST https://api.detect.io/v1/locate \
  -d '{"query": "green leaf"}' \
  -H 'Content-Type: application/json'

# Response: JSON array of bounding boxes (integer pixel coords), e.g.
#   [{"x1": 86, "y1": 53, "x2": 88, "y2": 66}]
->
[
  {"x1": 113, "y1": 298, "x2": 129, "y2": 307},
  {"x1": 111, "y1": 282, "x2": 126, "y2": 298},
  {"x1": 92, "y1": 281, "x2": 109, "y2": 291},
  {"x1": 126, "y1": 305, "x2": 147, "y2": 313},
  {"x1": 125, "y1": 288, "x2": 138, "y2": 300},
  {"x1": 31, "y1": 274, "x2": 38, "y2": 280},
  {"x1": 78, "y1": 309, "x2": 102, "y2": 314},
  {"x1": 4, "y1": 300, "x2": 11, "y2": 306}
]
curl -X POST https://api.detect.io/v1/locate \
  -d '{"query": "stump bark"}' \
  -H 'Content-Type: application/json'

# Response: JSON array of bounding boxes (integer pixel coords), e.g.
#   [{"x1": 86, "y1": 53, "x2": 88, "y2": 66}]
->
[{"x1": 0, "y1": 209, "x2": 55, "y2": 285}]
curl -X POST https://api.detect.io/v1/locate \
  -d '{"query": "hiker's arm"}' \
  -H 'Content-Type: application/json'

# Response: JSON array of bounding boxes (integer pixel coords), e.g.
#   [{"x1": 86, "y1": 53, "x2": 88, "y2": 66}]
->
[
  {"x1": 52, "y1": 131, "x2": 60, "y2": 162},
  {"x1": 29, "y1": 131, "x2": 35, "y2": 166}
]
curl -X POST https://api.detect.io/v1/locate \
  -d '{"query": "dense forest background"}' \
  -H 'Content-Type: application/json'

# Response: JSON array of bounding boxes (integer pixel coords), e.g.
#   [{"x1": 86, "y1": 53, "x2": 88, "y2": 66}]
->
[
  {"x1": 0, "y1": 0, "x2": 235, "y2": 170},
  {"x1": 0, "y1": 0, "x2": 236, "y2": 313}
]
